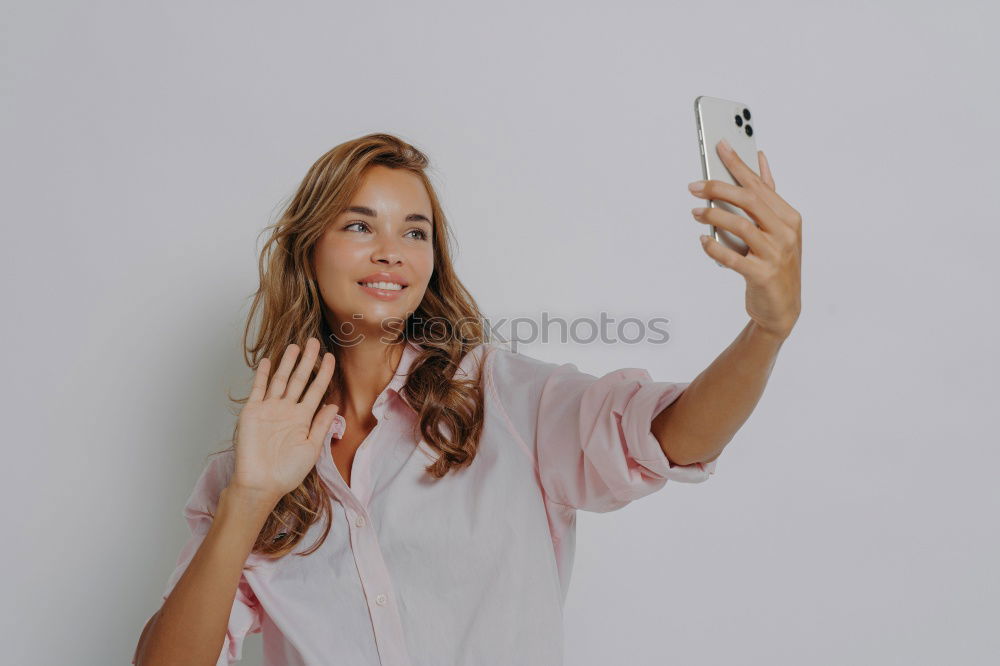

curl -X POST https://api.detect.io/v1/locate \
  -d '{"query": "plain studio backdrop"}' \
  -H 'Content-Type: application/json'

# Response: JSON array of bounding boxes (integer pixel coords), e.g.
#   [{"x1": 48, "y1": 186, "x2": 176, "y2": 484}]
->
[{"x1": 2, "y1": 1, "x2": 996, "y2": 664}]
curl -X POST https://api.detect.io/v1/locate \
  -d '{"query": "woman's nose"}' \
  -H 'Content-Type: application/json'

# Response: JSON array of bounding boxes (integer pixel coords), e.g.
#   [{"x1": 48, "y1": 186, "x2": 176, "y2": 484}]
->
[{"x1": 372, "y1": 238, "x2": 403, "y2": 265}]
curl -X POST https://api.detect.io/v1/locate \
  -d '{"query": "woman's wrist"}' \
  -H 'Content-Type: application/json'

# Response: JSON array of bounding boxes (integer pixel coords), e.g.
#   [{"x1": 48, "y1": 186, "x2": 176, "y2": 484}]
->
[{"x1": 220, "y1": 483, "x2": 280, "y2": 521}]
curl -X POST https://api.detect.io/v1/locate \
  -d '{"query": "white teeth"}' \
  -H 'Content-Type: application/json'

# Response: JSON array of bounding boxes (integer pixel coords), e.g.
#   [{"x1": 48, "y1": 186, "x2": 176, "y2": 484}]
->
[{"x1": 361, "y1": 281, "x2": 404, "y2": 291}]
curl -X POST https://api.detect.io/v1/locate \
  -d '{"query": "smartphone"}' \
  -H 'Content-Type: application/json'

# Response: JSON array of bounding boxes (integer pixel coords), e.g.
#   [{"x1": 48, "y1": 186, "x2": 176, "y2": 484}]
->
[{"x1": 694, "y1": 95, "x2": 760, "y2": 262}]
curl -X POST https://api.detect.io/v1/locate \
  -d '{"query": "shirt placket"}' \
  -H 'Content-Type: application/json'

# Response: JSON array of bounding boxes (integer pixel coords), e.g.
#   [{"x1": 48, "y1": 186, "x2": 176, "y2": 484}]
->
[{"x1": 325, "y1": 392, "x2": 413, "y2": 666}]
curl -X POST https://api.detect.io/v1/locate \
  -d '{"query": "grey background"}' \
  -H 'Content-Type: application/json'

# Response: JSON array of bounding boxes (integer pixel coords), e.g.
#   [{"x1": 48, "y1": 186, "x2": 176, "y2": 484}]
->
[{"x1": 2, "y1": 1, "x2": 997, "y2": 664}]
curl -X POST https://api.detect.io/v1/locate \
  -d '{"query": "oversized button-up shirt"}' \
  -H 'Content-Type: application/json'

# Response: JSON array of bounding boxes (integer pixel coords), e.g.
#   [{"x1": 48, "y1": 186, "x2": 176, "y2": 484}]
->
[{"x1": 137, "y1": 340, "x2": 716, "y2": 665}]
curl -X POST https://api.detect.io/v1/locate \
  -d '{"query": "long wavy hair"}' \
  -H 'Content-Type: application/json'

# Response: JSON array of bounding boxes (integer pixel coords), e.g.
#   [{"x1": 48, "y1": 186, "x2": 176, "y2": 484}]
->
[{"x1": 211, "y1": 133, "x2": 492, "y2": 561}]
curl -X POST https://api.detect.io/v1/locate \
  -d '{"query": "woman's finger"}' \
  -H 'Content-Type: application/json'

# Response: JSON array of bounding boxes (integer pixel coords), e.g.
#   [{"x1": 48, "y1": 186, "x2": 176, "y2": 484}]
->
[
  {"x1": 693, "y1": 207, "x2": 777, "y2": 262},
  {"x1": 758, "y1": 150, "x2": 776, "y2": 191},
  {"x1": 714, "y1": 140, "x2": 796, "y2": 223},
  {"x1": 700, "y1": 232, "x2": 767, "y2": 282},
  {"x1": 248, "y1": 357, "x2": 271, "y2": 403},
  {"x1": 301, "y1": 351, "x2": 337, "y2": 411},
  {"x1": 264, "y1": 343, "x2": 302, "y2": 401},
  {"x1": 309, "y1": 402, "x2": 341, "y2": 444},
  {"x1": 284, "y1": 337, "x2": 321, "y2": 403},
  {"x1": 690, "y1": 179, "x2": 780, "y2": 235}
]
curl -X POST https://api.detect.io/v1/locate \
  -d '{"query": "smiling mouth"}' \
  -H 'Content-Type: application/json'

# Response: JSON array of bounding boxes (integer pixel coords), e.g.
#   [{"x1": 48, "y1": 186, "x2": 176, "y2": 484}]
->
[{"x1": 357, "y1": 282, "x2": 408, "y2": 290}]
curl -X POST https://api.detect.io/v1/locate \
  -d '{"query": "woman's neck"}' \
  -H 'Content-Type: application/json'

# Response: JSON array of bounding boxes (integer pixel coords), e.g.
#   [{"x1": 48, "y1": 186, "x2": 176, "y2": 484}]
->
[{"x1": 326, "y1": 340, "x2": 405, "y2": 423}]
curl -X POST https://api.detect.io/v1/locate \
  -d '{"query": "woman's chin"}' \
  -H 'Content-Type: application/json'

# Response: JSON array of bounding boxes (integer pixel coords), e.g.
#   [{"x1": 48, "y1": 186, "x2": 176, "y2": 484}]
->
[{"x1": 349, "y1": 303, "x2": 414, "y2": 329}]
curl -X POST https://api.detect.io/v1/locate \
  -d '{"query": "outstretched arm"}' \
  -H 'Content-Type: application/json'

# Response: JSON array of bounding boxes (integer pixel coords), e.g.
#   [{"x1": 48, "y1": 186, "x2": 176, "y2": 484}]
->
[
  {"x1": 654, "y1": 139, "x2": 802, "y2": 466},
  {"x1": 652, "y1": 319, "x2": 785, "y2": 466}
]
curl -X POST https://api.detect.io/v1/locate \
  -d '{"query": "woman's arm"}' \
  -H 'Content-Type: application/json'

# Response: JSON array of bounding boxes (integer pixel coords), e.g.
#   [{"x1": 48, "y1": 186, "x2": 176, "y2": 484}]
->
[
  {"x1": 653, "y1": 141, "x2": 802, "y2": 466},
  {"x1": 133, "y1": 484, "x2": 276, "y2": 666},
  {"x1": 651, "y1": 319, "x2": 785, "y2": 466}
]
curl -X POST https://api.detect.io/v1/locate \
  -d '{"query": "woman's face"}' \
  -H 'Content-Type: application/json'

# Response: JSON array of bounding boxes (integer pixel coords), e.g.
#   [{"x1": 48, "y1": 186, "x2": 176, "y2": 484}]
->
[{"x1": 313, "y1": 165, "x2": 435, "y2": 343}]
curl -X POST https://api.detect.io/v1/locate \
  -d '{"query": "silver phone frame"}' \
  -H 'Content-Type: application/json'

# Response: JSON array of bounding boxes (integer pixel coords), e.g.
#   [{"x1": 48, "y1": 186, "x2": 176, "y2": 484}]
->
[{"x1": 693, "y1": 95, "x2": 760, "y2": 265}]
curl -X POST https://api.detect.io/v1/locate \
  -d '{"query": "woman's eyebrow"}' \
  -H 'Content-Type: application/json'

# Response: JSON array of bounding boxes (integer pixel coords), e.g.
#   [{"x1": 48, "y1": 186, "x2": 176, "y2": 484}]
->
[{"x1": 346, "y1": 205, "x2": 431, "y2": 224}]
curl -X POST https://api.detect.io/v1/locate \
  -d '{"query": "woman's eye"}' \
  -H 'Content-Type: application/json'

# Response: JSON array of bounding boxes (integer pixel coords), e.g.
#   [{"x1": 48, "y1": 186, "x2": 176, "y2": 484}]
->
[{"x1": 344, "y1": 222, "x2": 429, "y2": 241}]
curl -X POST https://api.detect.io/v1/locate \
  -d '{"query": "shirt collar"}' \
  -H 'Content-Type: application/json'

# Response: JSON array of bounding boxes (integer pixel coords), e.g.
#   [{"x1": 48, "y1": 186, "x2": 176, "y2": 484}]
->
[{"x1": 373, "y1": 339, "x2": 422, "y2": 419}]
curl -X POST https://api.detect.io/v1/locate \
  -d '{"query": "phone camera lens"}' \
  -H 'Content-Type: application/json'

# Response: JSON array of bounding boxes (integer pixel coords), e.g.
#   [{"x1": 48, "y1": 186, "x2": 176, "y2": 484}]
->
[
  {"x1": 745, "y1": 124, "x2": 753, "y2": 137},
  {"x1": 743, "y1": 108, "x2": 751, "y2": 121},
  {"x1": 734, "y1": 114, "x2": 743, "y2": 127}
]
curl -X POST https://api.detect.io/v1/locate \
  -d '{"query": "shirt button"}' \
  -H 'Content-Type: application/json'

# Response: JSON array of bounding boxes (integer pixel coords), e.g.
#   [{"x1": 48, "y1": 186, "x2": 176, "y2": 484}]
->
[
  {"x1": 355, "y1": 515, "x2": 366, "y2": 528},
  {"x1": 375, "y1": 593, "x2": 387, "y2": 606}
]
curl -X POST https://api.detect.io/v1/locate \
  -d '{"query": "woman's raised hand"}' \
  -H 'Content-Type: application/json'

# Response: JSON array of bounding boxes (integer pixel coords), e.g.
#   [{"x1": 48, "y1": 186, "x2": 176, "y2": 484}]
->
[{"x1": 230, "y1": 337, "x2": 339, "y2": 503}]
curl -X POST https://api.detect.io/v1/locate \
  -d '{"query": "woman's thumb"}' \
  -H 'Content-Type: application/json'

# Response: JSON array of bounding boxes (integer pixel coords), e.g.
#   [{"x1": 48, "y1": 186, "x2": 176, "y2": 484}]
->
[{"x1": 320, "y1": 403, "x2": 341, "y2": 438}]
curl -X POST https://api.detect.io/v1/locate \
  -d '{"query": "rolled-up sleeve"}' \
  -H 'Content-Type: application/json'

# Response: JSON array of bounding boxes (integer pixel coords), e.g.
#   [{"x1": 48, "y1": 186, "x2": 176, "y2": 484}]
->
[
  {"x1": 133, "y1": 452, "x2": 262, "y2": 666},
  {"x1": 489, "y1": 347, "x2": 716, "y2": 513}
]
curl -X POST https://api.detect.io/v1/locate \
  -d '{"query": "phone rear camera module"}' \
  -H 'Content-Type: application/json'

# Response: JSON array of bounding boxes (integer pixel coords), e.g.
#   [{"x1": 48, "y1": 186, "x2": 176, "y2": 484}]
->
[
  {"x1": 743, "y1": 108, "x2": 751, "y2": 121},
  {"x1": 734, "y1": 114, "x2": 743, "y2": 127},
  {"x1": 745, "y1": 124, "x2": 753, "y2": 137}
]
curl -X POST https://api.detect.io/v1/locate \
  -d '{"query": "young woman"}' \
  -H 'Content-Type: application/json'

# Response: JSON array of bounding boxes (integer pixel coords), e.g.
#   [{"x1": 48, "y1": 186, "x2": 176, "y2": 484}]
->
[{"x1": 133, "y1": 133, "x2": 801, "y2": 666}]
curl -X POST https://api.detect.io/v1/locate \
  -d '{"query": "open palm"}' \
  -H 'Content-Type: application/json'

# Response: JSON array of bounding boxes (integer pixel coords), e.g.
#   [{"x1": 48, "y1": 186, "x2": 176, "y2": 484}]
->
[{"x1": 231, "y1": 337, "x2": 340, "y2": 502}]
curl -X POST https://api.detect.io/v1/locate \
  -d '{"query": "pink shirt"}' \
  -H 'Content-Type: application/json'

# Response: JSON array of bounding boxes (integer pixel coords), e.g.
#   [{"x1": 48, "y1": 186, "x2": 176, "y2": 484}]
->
[{"x1": 137, "y1": 340, "x2": 716, "y2": 665}]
